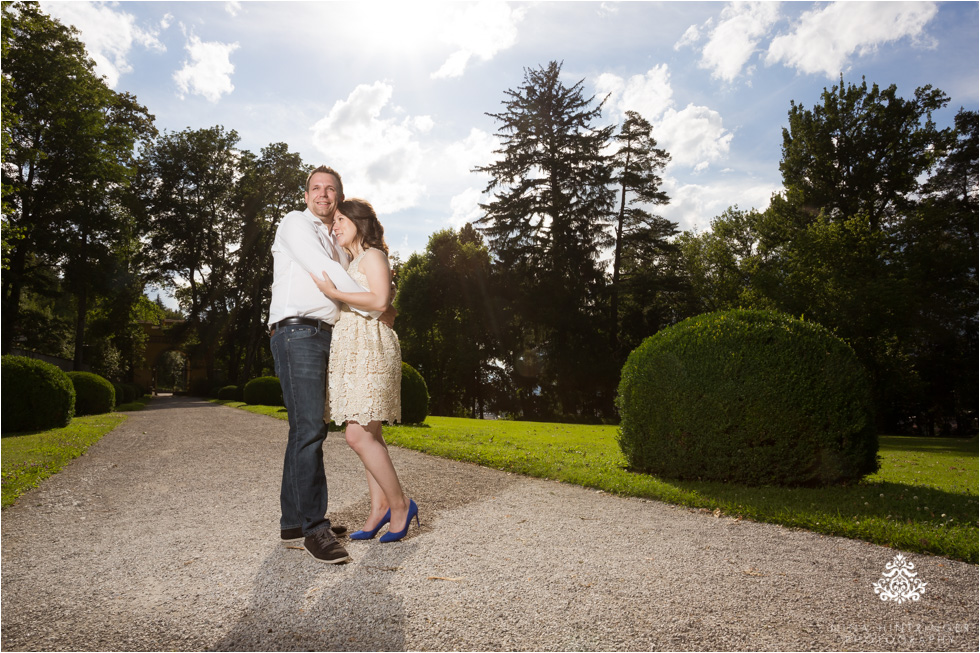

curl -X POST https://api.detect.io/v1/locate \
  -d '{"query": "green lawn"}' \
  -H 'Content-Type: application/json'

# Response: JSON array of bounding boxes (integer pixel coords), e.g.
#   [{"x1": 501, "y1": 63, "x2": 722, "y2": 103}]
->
[{"x1": 2, "y1": 413, "x2": 127, "y2": 508}]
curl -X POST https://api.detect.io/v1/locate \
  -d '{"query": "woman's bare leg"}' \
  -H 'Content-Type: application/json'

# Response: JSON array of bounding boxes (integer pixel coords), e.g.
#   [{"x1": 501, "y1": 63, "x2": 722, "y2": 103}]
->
[
  {"x1": 345, "y1": 420, "x2": 409, "y2": 531},
  {"x1": 360, "y1": 467, "x2": 389, "y2": 531}
]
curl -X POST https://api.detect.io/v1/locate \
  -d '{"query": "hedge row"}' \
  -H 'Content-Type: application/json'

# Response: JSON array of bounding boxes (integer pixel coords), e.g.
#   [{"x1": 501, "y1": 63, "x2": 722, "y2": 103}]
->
[{"x1": 2, "y1": 356, "x2": 151, "y2": 433}]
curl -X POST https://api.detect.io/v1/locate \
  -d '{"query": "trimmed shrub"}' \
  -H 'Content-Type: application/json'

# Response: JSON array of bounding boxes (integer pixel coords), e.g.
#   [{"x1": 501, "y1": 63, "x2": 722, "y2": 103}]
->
[
  {"x1": 67, "y1": 372, "x2": 115, "y2": 416},
  {"x1": 112, "y1": 382, "x2": 134, "y2": 405},
  {"x1": 217, "y1": 385, "x2": 242, "y2": 401},
  {"x1": 243, "y1": 376, "x2": 284, "y2": 406},
  {"x1": 125, "y1": 384, "x2": 140, "y2": 402},
  {"x1": 400, "y1": 362, "x2": 429, "y2": 424},
  {"x1": 2, "y1": 355, "x2": 75, "y2": 432},
  {"x1": 616, "y1": 309, "x2": 878, "y2": 487}
]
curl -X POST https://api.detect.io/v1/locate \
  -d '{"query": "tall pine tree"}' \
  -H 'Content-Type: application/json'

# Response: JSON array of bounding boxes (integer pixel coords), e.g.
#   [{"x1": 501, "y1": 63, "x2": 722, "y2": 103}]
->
[
  {"x1": 475, "y1": 61, "x2": 616, "y2": 419},
  {"x1": 608, "y1": 110, "x2": 675, "y2": 355}
]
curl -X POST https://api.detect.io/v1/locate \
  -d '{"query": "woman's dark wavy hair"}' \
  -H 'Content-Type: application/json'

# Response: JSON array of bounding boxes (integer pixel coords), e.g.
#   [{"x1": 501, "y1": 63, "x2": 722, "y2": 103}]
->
[{"x1": 339, "y1": 198, "x2": 389, "y2": 255}]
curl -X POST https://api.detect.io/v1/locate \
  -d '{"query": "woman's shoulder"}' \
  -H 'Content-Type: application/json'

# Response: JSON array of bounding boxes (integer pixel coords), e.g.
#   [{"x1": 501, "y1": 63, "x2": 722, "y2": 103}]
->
[{"x1": 360, "y1": 247, "x2": 390, "y2": 267}]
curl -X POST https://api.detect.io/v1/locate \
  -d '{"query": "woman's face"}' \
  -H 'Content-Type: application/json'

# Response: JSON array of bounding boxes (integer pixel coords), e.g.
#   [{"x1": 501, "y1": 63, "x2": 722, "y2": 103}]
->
[{"x1": 332, "y1": 213, "x2": 360, "y2": 249}]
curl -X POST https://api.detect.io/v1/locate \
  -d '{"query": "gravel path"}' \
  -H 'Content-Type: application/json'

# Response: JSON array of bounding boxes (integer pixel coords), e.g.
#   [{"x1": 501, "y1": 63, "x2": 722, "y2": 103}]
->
[{"x1": 1, "y1": 395, "x2": 977, "y2": 651}]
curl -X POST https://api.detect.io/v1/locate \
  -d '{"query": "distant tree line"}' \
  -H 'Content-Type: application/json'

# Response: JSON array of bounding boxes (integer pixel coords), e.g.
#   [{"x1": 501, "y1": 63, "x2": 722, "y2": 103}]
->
[
  {"x1": 398, "y1": 61, "x2": 977, "y2": 434},
  {"x1": 3, "y1": 5, "x2": 976, "y2": 433},
  {"x1": 2, "y1": 2, "x2": 301, "y2": 386}
]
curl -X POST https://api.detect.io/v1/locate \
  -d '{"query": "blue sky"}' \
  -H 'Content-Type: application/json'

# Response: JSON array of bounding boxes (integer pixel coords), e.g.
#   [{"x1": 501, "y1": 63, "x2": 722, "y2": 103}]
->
[{"x1": 40, "y1": 1, "x2": 979, "y2": 269}]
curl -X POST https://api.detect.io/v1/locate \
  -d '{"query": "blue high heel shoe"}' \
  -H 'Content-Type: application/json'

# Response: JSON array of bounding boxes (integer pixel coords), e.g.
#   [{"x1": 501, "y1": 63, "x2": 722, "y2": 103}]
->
[
  {"x1": 348, "y1": 509, "x2": 391, "y2": 540},
  {"x1": 379, "y1": 500, "x2": 419, "y2": 543}
]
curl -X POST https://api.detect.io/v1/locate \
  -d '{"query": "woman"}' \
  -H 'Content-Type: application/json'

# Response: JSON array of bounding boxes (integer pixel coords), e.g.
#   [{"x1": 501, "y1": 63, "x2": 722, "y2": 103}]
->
[{"x1": 311, "y1": 198, "x2": 419, "y2": 543}]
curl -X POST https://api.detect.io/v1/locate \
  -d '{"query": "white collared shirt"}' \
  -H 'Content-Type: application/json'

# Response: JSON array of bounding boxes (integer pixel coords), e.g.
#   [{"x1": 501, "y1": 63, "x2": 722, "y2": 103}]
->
[{"x1": 267, "y1": 208, "x2": 373, "y2": 326}]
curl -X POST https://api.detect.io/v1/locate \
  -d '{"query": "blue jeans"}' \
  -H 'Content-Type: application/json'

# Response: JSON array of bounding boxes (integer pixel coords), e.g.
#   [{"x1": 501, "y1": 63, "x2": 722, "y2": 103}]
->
[{"x1": 270, "y1": 323, "x2": 333, "y2": 536}]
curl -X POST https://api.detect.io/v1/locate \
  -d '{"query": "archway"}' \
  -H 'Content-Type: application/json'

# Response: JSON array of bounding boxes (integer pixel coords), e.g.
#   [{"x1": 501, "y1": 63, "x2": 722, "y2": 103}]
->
[
  {"x1": 133, "y1": 320, "x2": 207, "y2": 392},
  {"x1": 154, "y1": 349, "x2": 189, "y2": 393}
]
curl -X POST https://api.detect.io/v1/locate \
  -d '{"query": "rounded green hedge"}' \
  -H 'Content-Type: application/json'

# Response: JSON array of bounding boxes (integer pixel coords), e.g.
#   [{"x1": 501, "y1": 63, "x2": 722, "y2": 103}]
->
[
  {"x1": 1, "y1": 355, "x2": 75, "y2": 432},
  {"x1": 616, "y1": 309, "x2": 878, "y2": 487},
  {"x1": 112, "y1": 382, "x2": 134, "y2": 405},
  {"x1": 217, "y1": 384, "x2": 242, "y2": 401},
  {"x1": 401, "y1": 362, "x2": 429, "y2": 424},
  {"x1": 67, "y1": 371, "x2": 115, "y2": 416},
  {"x1": 243, "y1": 376, "x2": 283, "y2": 406}
]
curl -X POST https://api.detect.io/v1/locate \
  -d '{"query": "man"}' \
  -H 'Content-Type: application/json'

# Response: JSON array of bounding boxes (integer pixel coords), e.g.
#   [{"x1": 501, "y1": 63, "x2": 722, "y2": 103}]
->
[{"x1": 267, "y1": 166, "x2": 385, "y2": 564}]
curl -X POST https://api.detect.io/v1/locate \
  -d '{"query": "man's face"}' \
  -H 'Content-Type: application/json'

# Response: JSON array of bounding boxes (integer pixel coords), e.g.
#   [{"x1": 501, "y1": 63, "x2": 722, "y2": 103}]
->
[{"x1": 305, "y1": 171, "x2": 343, "y2": 224}]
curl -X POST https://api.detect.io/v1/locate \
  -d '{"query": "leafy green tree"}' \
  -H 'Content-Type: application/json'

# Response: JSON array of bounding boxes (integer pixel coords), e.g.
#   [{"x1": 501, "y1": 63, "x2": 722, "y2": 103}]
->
[
  {"x1": 395, "y1": 225, "x2": 501, "y2": 417},
  {"x1": 133, "y1": 126, "x2": 241, "y2": 380},
  {"x1": 897, "y1": 109, "x2": 978, "y2": 433},
  {"x1": 765, "y1": 78, "x2": 954, "y2": 425},
  {"x1": 1, "y1": 4, "x2": 22, "y2": 273},
  {"x1": 1, "y1": 1, "x2": 155, "y2": 363},
  {"x1": 676, "y1": 207, "x2": 764, "y2": 314},
  {"x1": 779, "y1": 76, "x2": 948, "y2": 232},
  {"x1": 475, "y1": 61, "x2": 616, "y2": 419},
  {"x1": 690, "y1": 78, "x2": 974, "y2": 432},
  {"x1": 223, "y1": 143, "x2": 307, "y2": 382}
]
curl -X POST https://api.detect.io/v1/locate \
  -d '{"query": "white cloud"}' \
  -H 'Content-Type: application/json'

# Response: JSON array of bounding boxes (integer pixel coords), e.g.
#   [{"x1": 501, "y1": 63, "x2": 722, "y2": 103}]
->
[
  {"x1": 766, "y1": 1, "x2": 939, "y2": 78},
  {"x1": 173, "y1": 36, "x2": 239, "y2": 103},
  {"x1": 311, "y1": 82, "x2": 432, "y2": 212},
  {"x1": 595, "y1": 65, "x2": 732, "y2": 173},
  {"x1": 440, "y1": 128, "x2": 499, "y2": 226},
  {"x1": 433, "y1": 51, "x2": 473, "y2": 80},
  {"x1": 598, "y1": 2, "x2": 619, "y2": 17},
  {"x1": 596, "y1": 64, "x2": 674, "y2": 121},
  {"x1": 658, "y1": 104, "x2": 734, "y2": 171},
  {"x1": 444, "y1": 128, "x2": 499, "y2": 175},
  {"x1": 40, "y1": 0, "x2": 166, "y2": 88},
  {"x1": 225, "y1": 1, "x2": 242, "y2": 17},
  {"x1": 431, "y1": 2, "x2": 526, "y2": 79},
  {"x1": 699, "y1": 1, "x2": 781, "y2": 82},
  {"x1": 662, "y1": 176, "x2": 777, "y2": 234},
  {"x1": 449, "y1": 187, "x2": 485, "y2": 228},
  {"x1": 673, "y1": 23, "x2": 702, "y2": 51}
]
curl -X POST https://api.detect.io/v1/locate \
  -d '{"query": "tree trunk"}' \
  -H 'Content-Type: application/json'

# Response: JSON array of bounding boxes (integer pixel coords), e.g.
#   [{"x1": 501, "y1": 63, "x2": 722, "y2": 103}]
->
[{"x1": 611, "y1": 179, "x2": 628, "y2": 352}]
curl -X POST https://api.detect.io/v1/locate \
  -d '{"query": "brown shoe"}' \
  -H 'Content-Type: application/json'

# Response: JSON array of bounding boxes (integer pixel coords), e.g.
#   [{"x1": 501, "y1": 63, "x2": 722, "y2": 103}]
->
[
  {"x1": 281, "y1": 525, "x2": 347, "y2": 542},
  {"x1": 303, "y1": 527, "x2": 351, "y2": 564}
]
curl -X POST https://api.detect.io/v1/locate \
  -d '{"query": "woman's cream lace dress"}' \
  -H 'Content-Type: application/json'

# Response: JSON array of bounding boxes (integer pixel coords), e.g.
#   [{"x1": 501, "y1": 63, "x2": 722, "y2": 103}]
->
[{"x1": 327, "y1": 249, "x2": 402, "y2": 425}]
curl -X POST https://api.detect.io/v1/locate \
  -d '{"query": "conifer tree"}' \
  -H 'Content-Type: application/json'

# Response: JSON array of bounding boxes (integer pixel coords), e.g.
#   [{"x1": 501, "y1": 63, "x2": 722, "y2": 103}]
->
[
  {"x1": 475, "y1": 61, "x2": 616, "y2": 418},
  {"x1": 609, "y1": 110, "x2": 674, "y2": 353}
]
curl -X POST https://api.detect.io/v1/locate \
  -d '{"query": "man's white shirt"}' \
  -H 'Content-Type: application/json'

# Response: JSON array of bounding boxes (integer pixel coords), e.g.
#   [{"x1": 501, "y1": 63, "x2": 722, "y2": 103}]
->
[{"x1": 268, "y1": 208, "x2": 378, "y2": 326}]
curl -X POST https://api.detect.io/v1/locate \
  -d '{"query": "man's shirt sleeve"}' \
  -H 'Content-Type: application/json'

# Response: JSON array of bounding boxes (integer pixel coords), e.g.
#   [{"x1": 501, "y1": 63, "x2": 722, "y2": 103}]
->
[{"x1": 278, "y1": 212, "x2": 382, "y2": 319}]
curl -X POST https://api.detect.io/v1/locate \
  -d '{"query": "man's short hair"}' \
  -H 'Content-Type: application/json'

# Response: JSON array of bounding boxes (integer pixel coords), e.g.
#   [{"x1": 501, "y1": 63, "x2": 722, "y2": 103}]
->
[{"x1": 305, "y1": 165, "x2": 344, "y2": 195}]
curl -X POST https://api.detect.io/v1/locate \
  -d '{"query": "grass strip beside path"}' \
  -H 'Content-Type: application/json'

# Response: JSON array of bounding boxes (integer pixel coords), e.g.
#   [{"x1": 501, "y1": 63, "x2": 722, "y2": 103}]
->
[
  {"x1": 2, "y1": 413, "x2": 127, "y2": 508},
  {"x1": 217, "y1": 403, "x2": 980, "y2": 563}
]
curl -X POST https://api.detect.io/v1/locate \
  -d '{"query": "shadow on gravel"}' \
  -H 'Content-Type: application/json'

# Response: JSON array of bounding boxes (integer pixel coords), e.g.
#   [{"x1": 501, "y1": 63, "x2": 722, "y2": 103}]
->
[{"x1": 211, "y1": 541, "x2": 416, "y2": 651}]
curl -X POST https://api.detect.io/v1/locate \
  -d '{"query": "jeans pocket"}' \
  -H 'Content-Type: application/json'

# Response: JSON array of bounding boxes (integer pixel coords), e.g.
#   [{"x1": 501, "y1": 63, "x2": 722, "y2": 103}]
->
[{"x1": 285, "y1": 326, "x2": 317, "y2": 341}]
